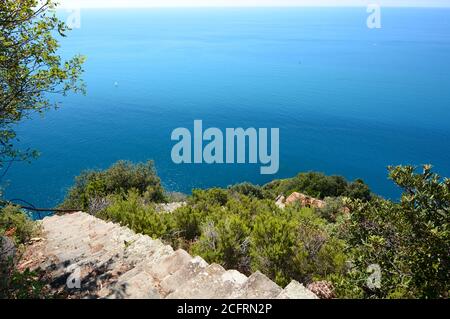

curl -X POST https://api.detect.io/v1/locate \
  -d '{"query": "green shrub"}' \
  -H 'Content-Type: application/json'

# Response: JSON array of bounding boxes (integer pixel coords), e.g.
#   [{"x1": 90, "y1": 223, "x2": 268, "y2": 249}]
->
[
  {"x1": 228, "y1": 183, "x2": 264, "y2": 199},
  {"x1": 337, "y1": 165, "x2": 450, "y2": 299},
  {"x1": 0, "y1": 264, "x2": 46, "y2": 299},
  {"x1": 318, "y1": 197, "x2": 347, "y2": 222},
  {"x1": 92, "y1": 178, "x2": 349, "y2": 289},
  {"x1": 60, "y1": 160, "x2": 166, "y2": 211},
  {"x1": 0, "y1": 205, "x2": 36, "y2": 245},
  {"x1": 170, "y1": 188, "x2": 233, "y2": 241},
  {"x1": 263, "y1": 172, "x2": 371, "y2": 201},
  {"x1": 224, "y1": 195, "x2": 276, "y2": 223},
  {"x1": 192, "y1": 214, "x2": 251, "y2": 273},
  {"x1": 165, "y1": 192, "x2": 188, "y2": 202},
  {"x1": 344, "y1": 179, "x2": 371, "y2": 201},
  {"x1": 0, "y1": 205, "x2": 43, "y2": 299},
  {"x1": 250, "y1": 208, "x2": 347, "y2": 286},
  {"x1": 171, "y1": 205, "x2": 205, "y2": 241},
  {"x1": 250, "y1": 210, "x2": 301, "y2": 286},
  {"x1": 98, "y1": 190, "x2": 169, "y2": 239},
  {"x1": 191, "y1": 188, "x2": 229, "y2": 207}
]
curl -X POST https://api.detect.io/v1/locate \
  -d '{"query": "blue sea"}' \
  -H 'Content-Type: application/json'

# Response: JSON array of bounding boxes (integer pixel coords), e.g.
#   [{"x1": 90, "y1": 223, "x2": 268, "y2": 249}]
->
[{"x1": 3, "y1": 7, "x2": 450, "y2": 210}]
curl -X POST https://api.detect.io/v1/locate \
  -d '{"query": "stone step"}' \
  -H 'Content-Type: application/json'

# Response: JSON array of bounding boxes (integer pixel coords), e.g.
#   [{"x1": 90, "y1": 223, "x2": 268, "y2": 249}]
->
[
  {"x1": 216, "y1": 270, "x2": 249, "y2": 299},
  {"x1": 140, "y1": 248, "x2": 192, "y2": 282},
  {"x1": 32, "y1": 212, "x2": 318, "y2": 299},
  {"x1": 277, "y1": 280, "x2": 318, "y2": 299},
  {"x1": 44, "y1": 219, "x2": 117, "y2": 244},
  {"x1": 125, "y1": 238, "x2": 171, "y2": 267},
  {"x1": 159, "y1": 256, "x2": 208, "y2": 295},
  {"x1": 142, "y1": 242, "x2": 174, "y2": 265},
  {"x1": 43, "y1": 213, "x2": 92, "y2": 230},
  {"x1": 235, "y1": 271, "x2": 283, "y2": 299},
  {"x1": 104, "y1": 271, "x2": 161, "y2": 299},
  {"x1": 77, "y1": 237, "x2": 173, "y2": 292},
  {"x1": 166, "y1": 263, "x2": 247, "y2": 299},
  {"x1": 166, "y1": 263, "x2": 226, "y2": 299},
  {"x1": 44, "y1": 227, "x2": 125, "y2": 260}
]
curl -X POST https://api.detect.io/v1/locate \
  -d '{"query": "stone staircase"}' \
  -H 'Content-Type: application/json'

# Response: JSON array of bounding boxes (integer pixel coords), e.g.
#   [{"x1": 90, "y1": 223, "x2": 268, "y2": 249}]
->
[{"x1": 27, "y1": 212, "x2": 317, "y2": 299}]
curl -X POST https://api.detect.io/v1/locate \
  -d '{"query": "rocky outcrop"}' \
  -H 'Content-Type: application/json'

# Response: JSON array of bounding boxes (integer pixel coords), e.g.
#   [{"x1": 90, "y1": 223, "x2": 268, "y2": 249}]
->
[
  {"x1": 0, "y1": 236, "x2": 16, "y2": 264},
  {"x1": 307, "y1": 281, "x2": 335, "y2": 299},
  {"x1": 23, "y1": 212, "x2": 317, "y2": 299},
  {"x1": 277, "y1": 192, "x2": 325, "y2": 209}
]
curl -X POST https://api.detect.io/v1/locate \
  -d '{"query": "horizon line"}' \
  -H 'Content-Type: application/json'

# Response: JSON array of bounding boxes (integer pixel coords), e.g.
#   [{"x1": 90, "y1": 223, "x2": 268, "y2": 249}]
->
[{"x1": 58, "y1": 5, "x2": 450, "y2": 9}]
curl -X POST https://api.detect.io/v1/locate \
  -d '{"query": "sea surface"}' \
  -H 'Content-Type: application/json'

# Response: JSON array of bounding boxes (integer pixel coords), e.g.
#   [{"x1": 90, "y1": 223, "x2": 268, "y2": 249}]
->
[{"x1": 3, "y1": 7, "x2": 450, "y2": 210}]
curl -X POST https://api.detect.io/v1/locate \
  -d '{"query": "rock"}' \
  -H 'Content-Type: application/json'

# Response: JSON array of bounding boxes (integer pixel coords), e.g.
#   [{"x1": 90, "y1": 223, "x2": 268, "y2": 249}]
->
[
  {"x1": 107, "y1": 271, "x2": 161, "y2": 299},
  {"x1": 277, "y1": 280, "x2": 318, "y2": 299},
  {"x1": 0, "y1": 236, "x2": 16, "y2": 263},
  {"x1": 285, "y1": 192, "x2": 325, "y2": 209},
  {"x1": 142, "y1": 249, "x2": 192, "y2": 281},
  {"x1": 237, "y1": 271, "x2": 282, "y2": 299},
  {"x1": 159, "y1": 255, "x2": 208, "y2": 295},
  {"x1": 4, "y1": 227, "x2": 16, "y2": 237},
  {"x1": 166, "y1": 263, "x2": 242, "y2": 299},
  {"x1": 307, "y1": 280, "x2": 335, "y2": 299}
]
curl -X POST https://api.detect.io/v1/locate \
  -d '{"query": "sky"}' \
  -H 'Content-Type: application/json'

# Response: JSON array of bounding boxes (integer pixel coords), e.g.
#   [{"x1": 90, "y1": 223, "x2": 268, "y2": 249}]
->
[{"x1": 58, "y1": 0, "x2": 450, "y2": 9}]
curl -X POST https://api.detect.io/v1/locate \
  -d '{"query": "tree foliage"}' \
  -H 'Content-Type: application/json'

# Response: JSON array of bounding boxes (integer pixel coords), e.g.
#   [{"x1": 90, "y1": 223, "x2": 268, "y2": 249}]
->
[
  {"x1": 0, "y1": 0, "x2": 85, "y2": 165},
  {"x1": 335, "y1": 165, "x2": 449, "y2": 298}
]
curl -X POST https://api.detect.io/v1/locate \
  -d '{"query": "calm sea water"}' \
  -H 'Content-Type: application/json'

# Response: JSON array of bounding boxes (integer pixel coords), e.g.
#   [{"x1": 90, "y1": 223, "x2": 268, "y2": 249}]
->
[{"x1": 3, "y1": 8, "x2": 450, "y2": 210}]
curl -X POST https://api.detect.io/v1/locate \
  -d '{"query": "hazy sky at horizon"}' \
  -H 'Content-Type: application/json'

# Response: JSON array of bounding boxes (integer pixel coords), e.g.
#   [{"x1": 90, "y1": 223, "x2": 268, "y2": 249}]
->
[{"x1": 59, "y1": 0, "x2": 450, "y2": 8}]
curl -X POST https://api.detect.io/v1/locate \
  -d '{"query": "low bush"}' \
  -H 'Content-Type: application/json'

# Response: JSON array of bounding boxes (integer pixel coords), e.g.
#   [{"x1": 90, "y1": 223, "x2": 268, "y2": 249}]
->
[
  {"x1": 334, "y1": 165, "x2": 450, "y2": 298},
  {"x1": 192, "y1": 214, "x2": 251, "y2": 273},
  {"x1": 0, "y1": 263, "x2": 46, "y2": 299},
  {"x1": 0, "y1": 204, "x2": 43, "y2": 299},
  {"x1": 318, "y1": 197, "x2": 347, "y2": 222},
  {"x1": 263, "y1": 172, "x2": 371, "y2": 201},
  {"x1": 0, "y1": 205, "x2": 36, "y2": 244},
  {"x1": 60, "y1": 160, "x2": 166, "y2": 212},
  {"x1": 228, "y1": 183, "x2": 264, "y2": 199},
  {"x1": 98, "y1": 190, "x2": 170, "y2": 239},
  {"x1": 250, "y1": 208, "x2": 347, "y2": 286}
]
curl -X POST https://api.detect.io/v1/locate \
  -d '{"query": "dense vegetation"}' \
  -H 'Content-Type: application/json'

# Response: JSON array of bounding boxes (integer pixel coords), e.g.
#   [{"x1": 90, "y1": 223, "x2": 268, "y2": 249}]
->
[
  {"x1": 332, "y1": 165, "x2": 449, "y2": 298},
  {"x1": 59, "y1": 160, "x2": 166, "y2": 212},
  {"x1": 0, "y1": 205, "x2": 44, "y2": 298},
  {"x1": 262, "y1": 172, "x2": 372, "y2": 201},
  {"x1": 59, "y1": 161, "x2": 449, "y2": 299}
]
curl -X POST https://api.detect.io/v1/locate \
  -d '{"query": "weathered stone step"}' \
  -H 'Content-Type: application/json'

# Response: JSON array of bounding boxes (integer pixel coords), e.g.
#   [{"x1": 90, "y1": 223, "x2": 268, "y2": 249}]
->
[
  {"x1": 277, "y1": 280, "x2": 318, "y2": 299},
  {"x1": 236, "y1": 271, "x2": 282, "y2": 299},
  {"x1": 159, "y1": 255, "x2": 209, "y2": 295},
  {"x1": 165, "y1": 264, "x2": 248, "y2": 299},
  {"x1": 104, "y1": 270, "x2": 162, "y2": 299},
  {"x1": 141, "y1": 249, "x2": 192, "y2": 282},
  {"x1": 166, "y1": 263, "x2": 228, "y2": 299},
  {"x1": 31, "y1": 212, "x2": 318, "y2": 299}
]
